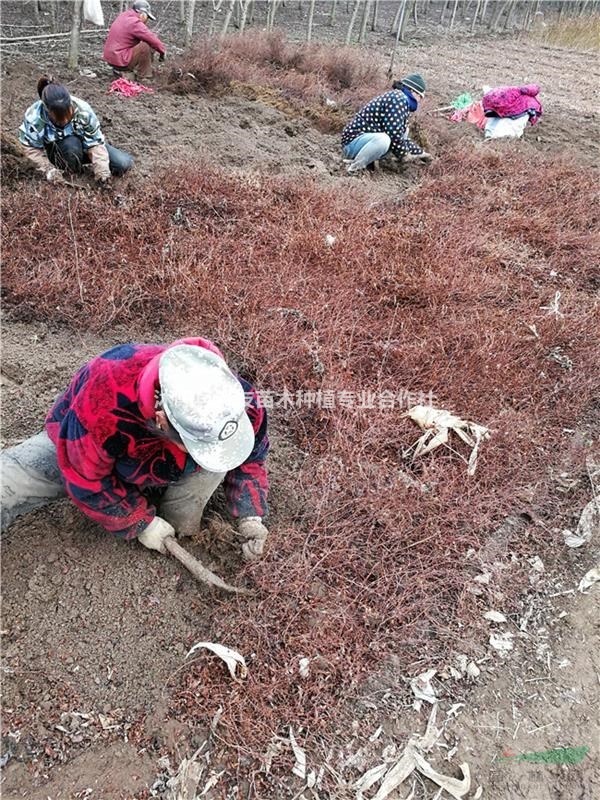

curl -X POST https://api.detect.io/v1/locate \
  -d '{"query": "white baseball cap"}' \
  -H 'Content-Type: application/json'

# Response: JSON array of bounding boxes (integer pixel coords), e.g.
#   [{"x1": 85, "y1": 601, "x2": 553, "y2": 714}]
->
[{"x1": 158, "y1": 345, "x2": 255, "y2": 472}]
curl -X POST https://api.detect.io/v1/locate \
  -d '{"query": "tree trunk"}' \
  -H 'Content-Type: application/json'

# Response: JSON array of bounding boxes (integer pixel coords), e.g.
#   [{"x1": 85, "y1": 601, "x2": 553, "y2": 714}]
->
[
  {"x1": 387, "y1": 0, "x2": 405, "y2": 78},
  {"x1": 329, "y1": 0, "x2": 338, "y2": 25},
  {"x1": 439, "y1": 0, "x2": 450, "y2": 24},
  {"x1": 307, "y1": 0, "x2": 316, "y2": 40},
  {"x1": 267, "y1": 0, "x2": 280, "y2": 31},
  {"x1": 480, "y1": 0, "x2": 489, "y2": 25},
  {"x1": 345, "y1": 0, "x2": 362, "y2": 44},
  {"x1": 179, "y1": 0, "x2": 186, "y2": 23},
  {"x1": 398, "y1": 0, "x2": 409, "y2": 40},
  {"x1": 371, "y1": 0, "x2": 379, "y2": 29},
  {"x1": 239, "y1": 0, "x2": 251, "y2": 32},
  {"x1": 449, "y1": 0, "x2": 459, "y2": 28},
  {"x1": 208, "y1": 3, "x2": 217, "y2": 36},
  {"x1": 49, "y1": 0, "x2": 58, "y2": 33},
  {"x1": 184, "y1": 0, "x2": 197, "y2": 47},
  {"x1": 490, "y1": 0, "x2": 509, "y2": 29},
  {"x1": 471, "y1": 0, "x2": 481, "y2": 31},
  {"x1": 519, "y1": 0, "x2": 532, "y2": 32},
  {"x1": 390, "y1": 0, "x2": 402, "y2": 32},
  {"x1": 67, "y1": 0, "x2": 82, "y2": 70},
  {"x1": 412, "y1": 0, "x2": 418, "y2": 26},
  {"x1": 358, "y1": 0, "x2": 373, "y2": 41},
  {"x1": 220, "y1": 0, "x2": 235, "y2": 36},
  {"x1": 504, "y1": 0, "x2": 517, "y2": 29}
]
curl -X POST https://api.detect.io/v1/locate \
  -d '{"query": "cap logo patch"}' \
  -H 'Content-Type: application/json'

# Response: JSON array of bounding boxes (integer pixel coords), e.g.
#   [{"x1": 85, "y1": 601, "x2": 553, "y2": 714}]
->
[{"x1": 219, "y1": 420, "x2": 238, "y2": 440}]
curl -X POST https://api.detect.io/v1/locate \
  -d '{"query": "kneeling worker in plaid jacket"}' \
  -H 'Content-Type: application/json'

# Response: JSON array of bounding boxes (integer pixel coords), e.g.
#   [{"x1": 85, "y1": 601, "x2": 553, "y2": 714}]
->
[{"x1": 1, "y1": 338, "x2": 269, "y2": 561}]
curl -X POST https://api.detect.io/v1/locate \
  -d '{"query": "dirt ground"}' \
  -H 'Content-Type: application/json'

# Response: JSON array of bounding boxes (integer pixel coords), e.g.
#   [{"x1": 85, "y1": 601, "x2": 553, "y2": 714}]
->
[
  {"x1": 1, "y1": 7, "x2": 599, "y2": 800},
  {"x1": 445, "y1": 585, "x2": 600, "y2": 800},
  {"x1": 1, "y1": 317, "x2": 598, "y2": 800},
  {"x1": 1, "y1": 5, "x2": 598, "y2": 180}
]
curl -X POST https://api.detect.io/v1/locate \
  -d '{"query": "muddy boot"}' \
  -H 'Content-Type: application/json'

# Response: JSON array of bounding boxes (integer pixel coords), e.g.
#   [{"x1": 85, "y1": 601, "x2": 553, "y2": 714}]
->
[{"x1": 112, "y1": 67, "x2": 135, "y2": 81}]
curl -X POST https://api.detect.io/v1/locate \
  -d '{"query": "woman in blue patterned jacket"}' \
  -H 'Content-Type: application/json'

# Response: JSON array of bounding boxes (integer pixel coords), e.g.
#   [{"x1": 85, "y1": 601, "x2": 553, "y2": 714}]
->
[
  {"x1": 341, "y1": 73, "x2": 432, "y2": 174},
  {"x1": 19, "y1": 76, "x2": 133, "y2": 186}
]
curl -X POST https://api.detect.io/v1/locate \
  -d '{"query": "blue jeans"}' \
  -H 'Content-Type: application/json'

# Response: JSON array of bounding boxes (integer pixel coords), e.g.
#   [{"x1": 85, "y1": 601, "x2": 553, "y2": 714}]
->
[
  {"x1": 46, "y1": 135, "x2": 134, "y2": 176},
  {"x1": 343, "y1": 132, "x2": 391, "y2": 170}
]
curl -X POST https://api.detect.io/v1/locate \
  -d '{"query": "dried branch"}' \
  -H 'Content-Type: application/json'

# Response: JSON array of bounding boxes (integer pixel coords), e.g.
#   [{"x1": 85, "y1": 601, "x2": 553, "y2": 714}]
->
[{"x1": 164, "y1": 536, "x2": 252, "y2": 595}]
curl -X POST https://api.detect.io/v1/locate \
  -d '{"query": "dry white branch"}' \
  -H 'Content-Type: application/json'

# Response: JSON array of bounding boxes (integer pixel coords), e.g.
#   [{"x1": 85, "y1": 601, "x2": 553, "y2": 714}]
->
[{"x1": 403, "y1": 405, "x2": 490, "y2": 475}]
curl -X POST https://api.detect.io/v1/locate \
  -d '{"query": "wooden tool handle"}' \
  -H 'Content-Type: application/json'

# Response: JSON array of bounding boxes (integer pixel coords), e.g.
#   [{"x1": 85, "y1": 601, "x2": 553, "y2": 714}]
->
[{"x1": 163, "y1": 536, "x2": 252, "y2": 596}]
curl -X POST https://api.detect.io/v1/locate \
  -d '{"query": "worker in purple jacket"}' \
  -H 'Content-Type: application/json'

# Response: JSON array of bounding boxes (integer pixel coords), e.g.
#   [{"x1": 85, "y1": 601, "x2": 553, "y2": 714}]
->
[{"x1": 103, "y1": 0, "x2": 166, "y2": 81}]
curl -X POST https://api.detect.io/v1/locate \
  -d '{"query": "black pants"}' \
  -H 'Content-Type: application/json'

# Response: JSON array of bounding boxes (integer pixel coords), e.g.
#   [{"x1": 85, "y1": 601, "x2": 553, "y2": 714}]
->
[{"x1": 45, "y1": 135, "x2": 134, "y2": 176}]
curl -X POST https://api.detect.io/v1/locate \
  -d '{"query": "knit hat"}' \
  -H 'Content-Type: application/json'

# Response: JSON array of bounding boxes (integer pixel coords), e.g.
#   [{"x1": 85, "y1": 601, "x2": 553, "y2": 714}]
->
[{"x1": 401, "y1": 73, "x2": 426, "y2": 96}]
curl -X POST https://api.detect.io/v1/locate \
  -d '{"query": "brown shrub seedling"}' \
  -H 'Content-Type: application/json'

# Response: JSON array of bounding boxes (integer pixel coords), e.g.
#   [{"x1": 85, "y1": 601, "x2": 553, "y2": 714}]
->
[
  {"x1": 2, "y1": 144, "x2": 599, "y2": 766},
  {"x1": 164, "y1": 31, "x2": 384, "y2": 132}
]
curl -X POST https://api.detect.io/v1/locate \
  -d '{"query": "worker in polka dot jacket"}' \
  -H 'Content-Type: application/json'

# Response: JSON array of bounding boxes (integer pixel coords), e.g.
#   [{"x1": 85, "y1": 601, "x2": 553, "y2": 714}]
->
[{"x1": 341, "y1": 73, "x2": 433, "y2": 174}]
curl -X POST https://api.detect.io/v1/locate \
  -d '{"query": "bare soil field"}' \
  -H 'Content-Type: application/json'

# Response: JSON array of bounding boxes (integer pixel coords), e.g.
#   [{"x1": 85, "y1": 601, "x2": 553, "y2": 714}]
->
[
  {"x1": 1, "y1": 317, "x2": 598, "y2": 798},
  {"x1": 1, "y1": 5, "x2": 599, "y2": 800}
]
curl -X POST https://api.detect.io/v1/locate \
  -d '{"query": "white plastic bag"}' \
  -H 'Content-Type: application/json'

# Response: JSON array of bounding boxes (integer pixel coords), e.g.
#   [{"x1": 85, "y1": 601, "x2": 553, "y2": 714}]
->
[
  {"x1": 484, "y1": 114, "x2": 529, "y2": 139},
  {"x1": 83, "y1": 0, "x2": 104, "y2": 27}
]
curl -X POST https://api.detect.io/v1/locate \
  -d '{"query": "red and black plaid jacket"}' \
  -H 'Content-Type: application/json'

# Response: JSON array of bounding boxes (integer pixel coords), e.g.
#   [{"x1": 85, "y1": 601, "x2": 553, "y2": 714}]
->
[{"x1": 45, "y1": 337, "x2": 269, "y2": 539}]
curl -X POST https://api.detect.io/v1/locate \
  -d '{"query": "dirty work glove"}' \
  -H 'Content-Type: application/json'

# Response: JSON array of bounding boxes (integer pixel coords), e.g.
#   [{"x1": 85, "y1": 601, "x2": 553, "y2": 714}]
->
[
  {"x1": 96, "y1": 175, "x2": 111, "y2": 190},
  {"x1": 238, "y1": 517, "x2": 269, "y2": 562},
  {"x1": 417, "y1": 151, "x2": 433, "y2": 163},
  {"x1": 137, "y1": 516, "x2": 175, "y2": 554},
  {"x1": 46, "y1": 167, "x2": 65, "y2": 184}
]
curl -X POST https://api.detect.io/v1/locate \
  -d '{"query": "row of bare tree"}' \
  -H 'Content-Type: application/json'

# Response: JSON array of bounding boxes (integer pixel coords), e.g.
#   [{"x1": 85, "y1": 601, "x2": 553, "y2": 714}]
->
[
  {"x1": 177, "y1": 0, "x2": 600, "y2": 44},
  {"x1": 3, "y1": 1, "x2": 598, "y2": 69}
]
